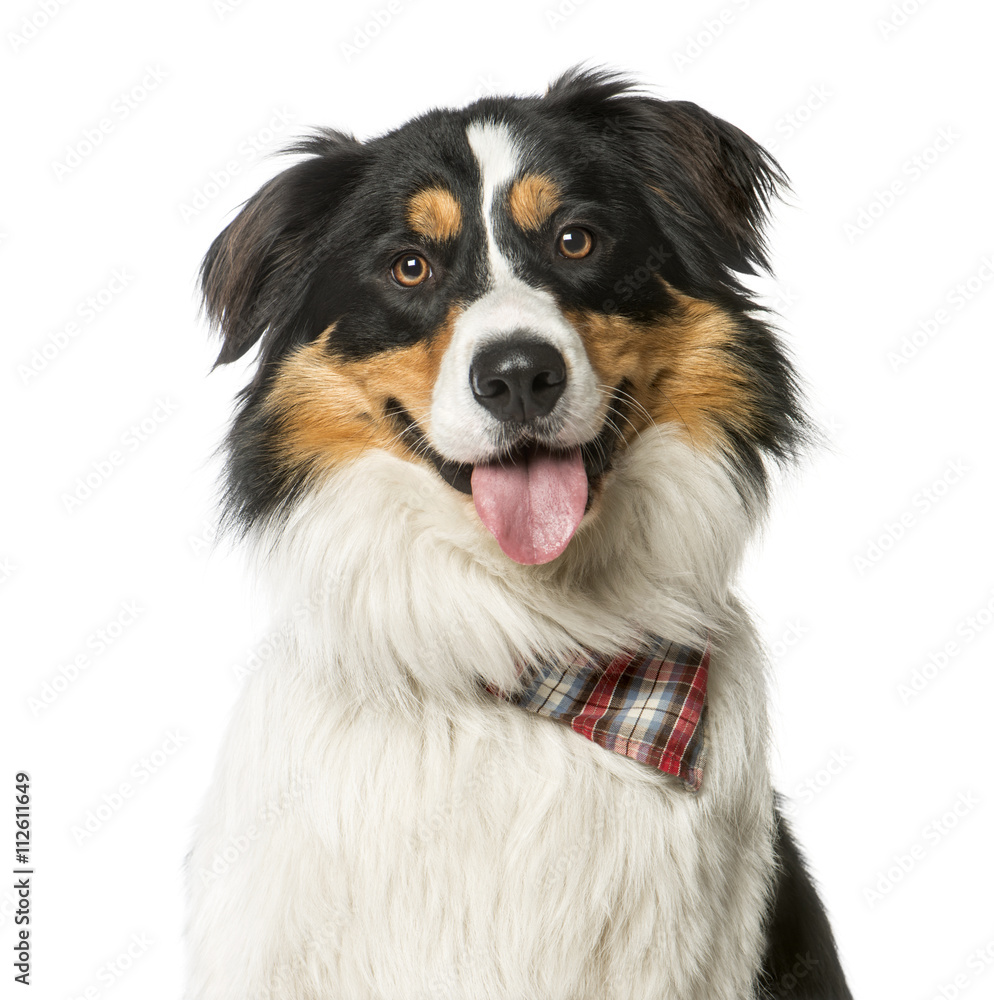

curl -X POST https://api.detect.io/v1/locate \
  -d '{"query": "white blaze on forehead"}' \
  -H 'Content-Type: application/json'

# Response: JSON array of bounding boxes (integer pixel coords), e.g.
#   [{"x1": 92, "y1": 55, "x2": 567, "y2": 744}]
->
[
  {"x1": 466, "y1": 121, "x2": 521, "y2": 279},
  {"x1": 425, "y1": 120, "x2": 603, "y2": 466}
]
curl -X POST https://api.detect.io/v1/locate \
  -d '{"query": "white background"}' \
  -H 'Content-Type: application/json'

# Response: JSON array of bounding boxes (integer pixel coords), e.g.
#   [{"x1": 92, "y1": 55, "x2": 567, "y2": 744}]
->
[{"x1": 3, "y1": 1, "x2": 993, "y2": 997}]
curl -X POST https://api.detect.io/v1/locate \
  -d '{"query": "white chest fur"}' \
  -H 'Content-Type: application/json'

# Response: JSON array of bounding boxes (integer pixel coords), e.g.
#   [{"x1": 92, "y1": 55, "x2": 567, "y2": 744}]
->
[
  {"x1": 186, "y1": 438, "x2": 776, "y2": 999},
  {"x1": 187, "y1": 632, "x2": 773, "y2": 1000}
]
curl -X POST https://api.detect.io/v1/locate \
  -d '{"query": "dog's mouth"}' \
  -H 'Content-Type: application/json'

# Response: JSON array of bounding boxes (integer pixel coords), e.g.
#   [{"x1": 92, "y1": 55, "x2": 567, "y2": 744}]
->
[{"x1": 387, "y1": 388, "x2": 627, "y2": 565}]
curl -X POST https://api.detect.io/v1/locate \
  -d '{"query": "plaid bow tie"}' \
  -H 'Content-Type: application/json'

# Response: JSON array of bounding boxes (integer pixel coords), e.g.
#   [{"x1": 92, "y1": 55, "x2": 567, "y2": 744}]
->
[{"x1": 488, "y1": 636, "x2": 710, "y2": 791}]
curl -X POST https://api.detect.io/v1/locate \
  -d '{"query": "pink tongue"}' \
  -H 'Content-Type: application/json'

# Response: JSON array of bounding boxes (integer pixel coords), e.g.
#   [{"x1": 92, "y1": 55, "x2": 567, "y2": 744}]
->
[{"x1": 471, "y1": 447, "x2": 588, "y2": 565}]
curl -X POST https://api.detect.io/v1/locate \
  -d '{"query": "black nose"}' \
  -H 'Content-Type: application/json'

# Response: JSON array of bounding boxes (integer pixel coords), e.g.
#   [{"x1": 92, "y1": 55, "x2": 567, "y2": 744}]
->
[{"x1": 470, "y1": 337, "x2": 567, "y2": 423}]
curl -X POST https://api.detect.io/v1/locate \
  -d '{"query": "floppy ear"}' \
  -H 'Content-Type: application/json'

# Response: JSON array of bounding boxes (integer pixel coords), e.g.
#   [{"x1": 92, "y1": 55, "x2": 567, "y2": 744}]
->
[
  {"x1": 201, "y1": 130, "x2": 363, "y2": 366},
  {"x1": 546, "y1": 68, "x2": 786, "y2": 294},
  {"x1": 630, "y1": 97, "x2": 786, "y2": 282}
]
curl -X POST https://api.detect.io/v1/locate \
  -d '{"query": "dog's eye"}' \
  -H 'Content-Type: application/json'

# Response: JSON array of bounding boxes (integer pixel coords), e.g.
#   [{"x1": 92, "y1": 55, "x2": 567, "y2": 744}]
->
[
  {"x1": 391, "y1": 253, "x2": 432, "y2": 287},
  {"x1": 557, "y1": 227, "x2": 594, "y2": 259}
]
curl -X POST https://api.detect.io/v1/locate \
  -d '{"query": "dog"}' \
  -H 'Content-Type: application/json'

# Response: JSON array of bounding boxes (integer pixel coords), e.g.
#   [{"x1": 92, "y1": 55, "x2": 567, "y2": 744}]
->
[{"x1": 186, "y1": 68, "x2": 853, "y2": 999}]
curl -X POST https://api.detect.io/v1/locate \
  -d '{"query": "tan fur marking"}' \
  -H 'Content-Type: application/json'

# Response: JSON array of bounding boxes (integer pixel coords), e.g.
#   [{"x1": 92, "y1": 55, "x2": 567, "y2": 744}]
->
[
  {"x1": 406, "y1": 187, "x2": 462, "y2": 242},
  {"x1": 265, "y1": 310, "x2": 460, "y2": 473},
  {"x1": 567, "y1": 286, "x2": 758, "y2": 451},
  {"x1": 508, "y1": 174, "x2": 562, "y2": 231}
]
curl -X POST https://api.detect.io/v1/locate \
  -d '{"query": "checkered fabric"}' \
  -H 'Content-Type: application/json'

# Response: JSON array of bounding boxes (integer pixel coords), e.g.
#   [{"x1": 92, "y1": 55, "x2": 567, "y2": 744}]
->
[{"x1": 489, "y1": 636, "x2": 710, "y2": 791}]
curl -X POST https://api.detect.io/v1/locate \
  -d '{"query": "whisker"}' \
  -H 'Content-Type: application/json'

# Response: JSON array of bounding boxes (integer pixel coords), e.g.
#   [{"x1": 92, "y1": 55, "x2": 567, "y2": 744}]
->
[
  {"x1": 597, "y1": 381, "x2": 698, "y2": 450},
  {"x1": 593, "y1": 384, "x2": 647, "y2": 446}
]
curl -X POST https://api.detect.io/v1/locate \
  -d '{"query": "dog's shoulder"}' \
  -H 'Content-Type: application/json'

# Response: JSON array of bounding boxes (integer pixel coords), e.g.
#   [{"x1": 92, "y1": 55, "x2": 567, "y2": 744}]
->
[{"x1": 758, "y1": 803, "x2": 853, "y2": 999}]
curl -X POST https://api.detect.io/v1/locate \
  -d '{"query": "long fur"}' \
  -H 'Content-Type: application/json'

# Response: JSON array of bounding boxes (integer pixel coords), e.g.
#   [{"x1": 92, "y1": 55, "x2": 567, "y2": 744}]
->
[
  {"x1": 188, "y1": 436, "x2": 777, "y2": 999},
  {"x1": 186, "y1": 68, "x2": 851, "y2": 1000}
]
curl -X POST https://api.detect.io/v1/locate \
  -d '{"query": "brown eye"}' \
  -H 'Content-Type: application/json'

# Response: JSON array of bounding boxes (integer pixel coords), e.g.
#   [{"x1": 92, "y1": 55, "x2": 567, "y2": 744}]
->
[
  {"x1": 557, "y1": 226, "x2": 593, "y2": 259},
  {"x1": 392, "y1": 253, "x2": 431, "y2": 286}
]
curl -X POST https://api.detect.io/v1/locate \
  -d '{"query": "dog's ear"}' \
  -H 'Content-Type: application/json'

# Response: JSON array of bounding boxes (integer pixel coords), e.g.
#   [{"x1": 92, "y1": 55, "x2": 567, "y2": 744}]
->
[
  {"x1": 546, "y1": 69, "x2": 786, "y2": 292},
  {"x1": 632, "y1": 97, "x2": 786, "y2": 283},
  {"x1": 201, "y1": 130, "x2": 363, "y2": 366}
]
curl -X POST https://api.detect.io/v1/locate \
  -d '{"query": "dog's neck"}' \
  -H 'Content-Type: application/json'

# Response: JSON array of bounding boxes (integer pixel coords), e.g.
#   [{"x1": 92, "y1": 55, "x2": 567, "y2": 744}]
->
[{"x1": 251, "y1": 434, "x2": 759, "y2": 701}]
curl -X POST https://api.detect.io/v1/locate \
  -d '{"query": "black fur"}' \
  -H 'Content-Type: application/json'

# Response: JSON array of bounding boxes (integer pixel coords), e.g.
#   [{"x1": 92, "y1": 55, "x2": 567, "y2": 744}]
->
[
  {"x1": 758, "y1": 806, "x2": 854, "y2": 999},
  {"x1": 200, "y1": 69, "x2": 806, "y2": 534},
  {"x1": 198, "y1": 69, "x2": 849, "y2": 995}
]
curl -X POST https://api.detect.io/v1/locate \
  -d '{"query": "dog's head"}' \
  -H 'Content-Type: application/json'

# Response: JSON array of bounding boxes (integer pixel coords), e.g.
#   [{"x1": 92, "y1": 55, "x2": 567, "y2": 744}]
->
[{"x1": 203, "y1": 69, "x2": 802, "y2": 571}]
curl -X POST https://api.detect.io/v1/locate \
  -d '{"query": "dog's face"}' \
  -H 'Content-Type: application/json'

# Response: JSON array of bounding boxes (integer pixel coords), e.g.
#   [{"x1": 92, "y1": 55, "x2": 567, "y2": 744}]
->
[{"x1": 204, "y1": 70, "x2": 802, "y2": 566}]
